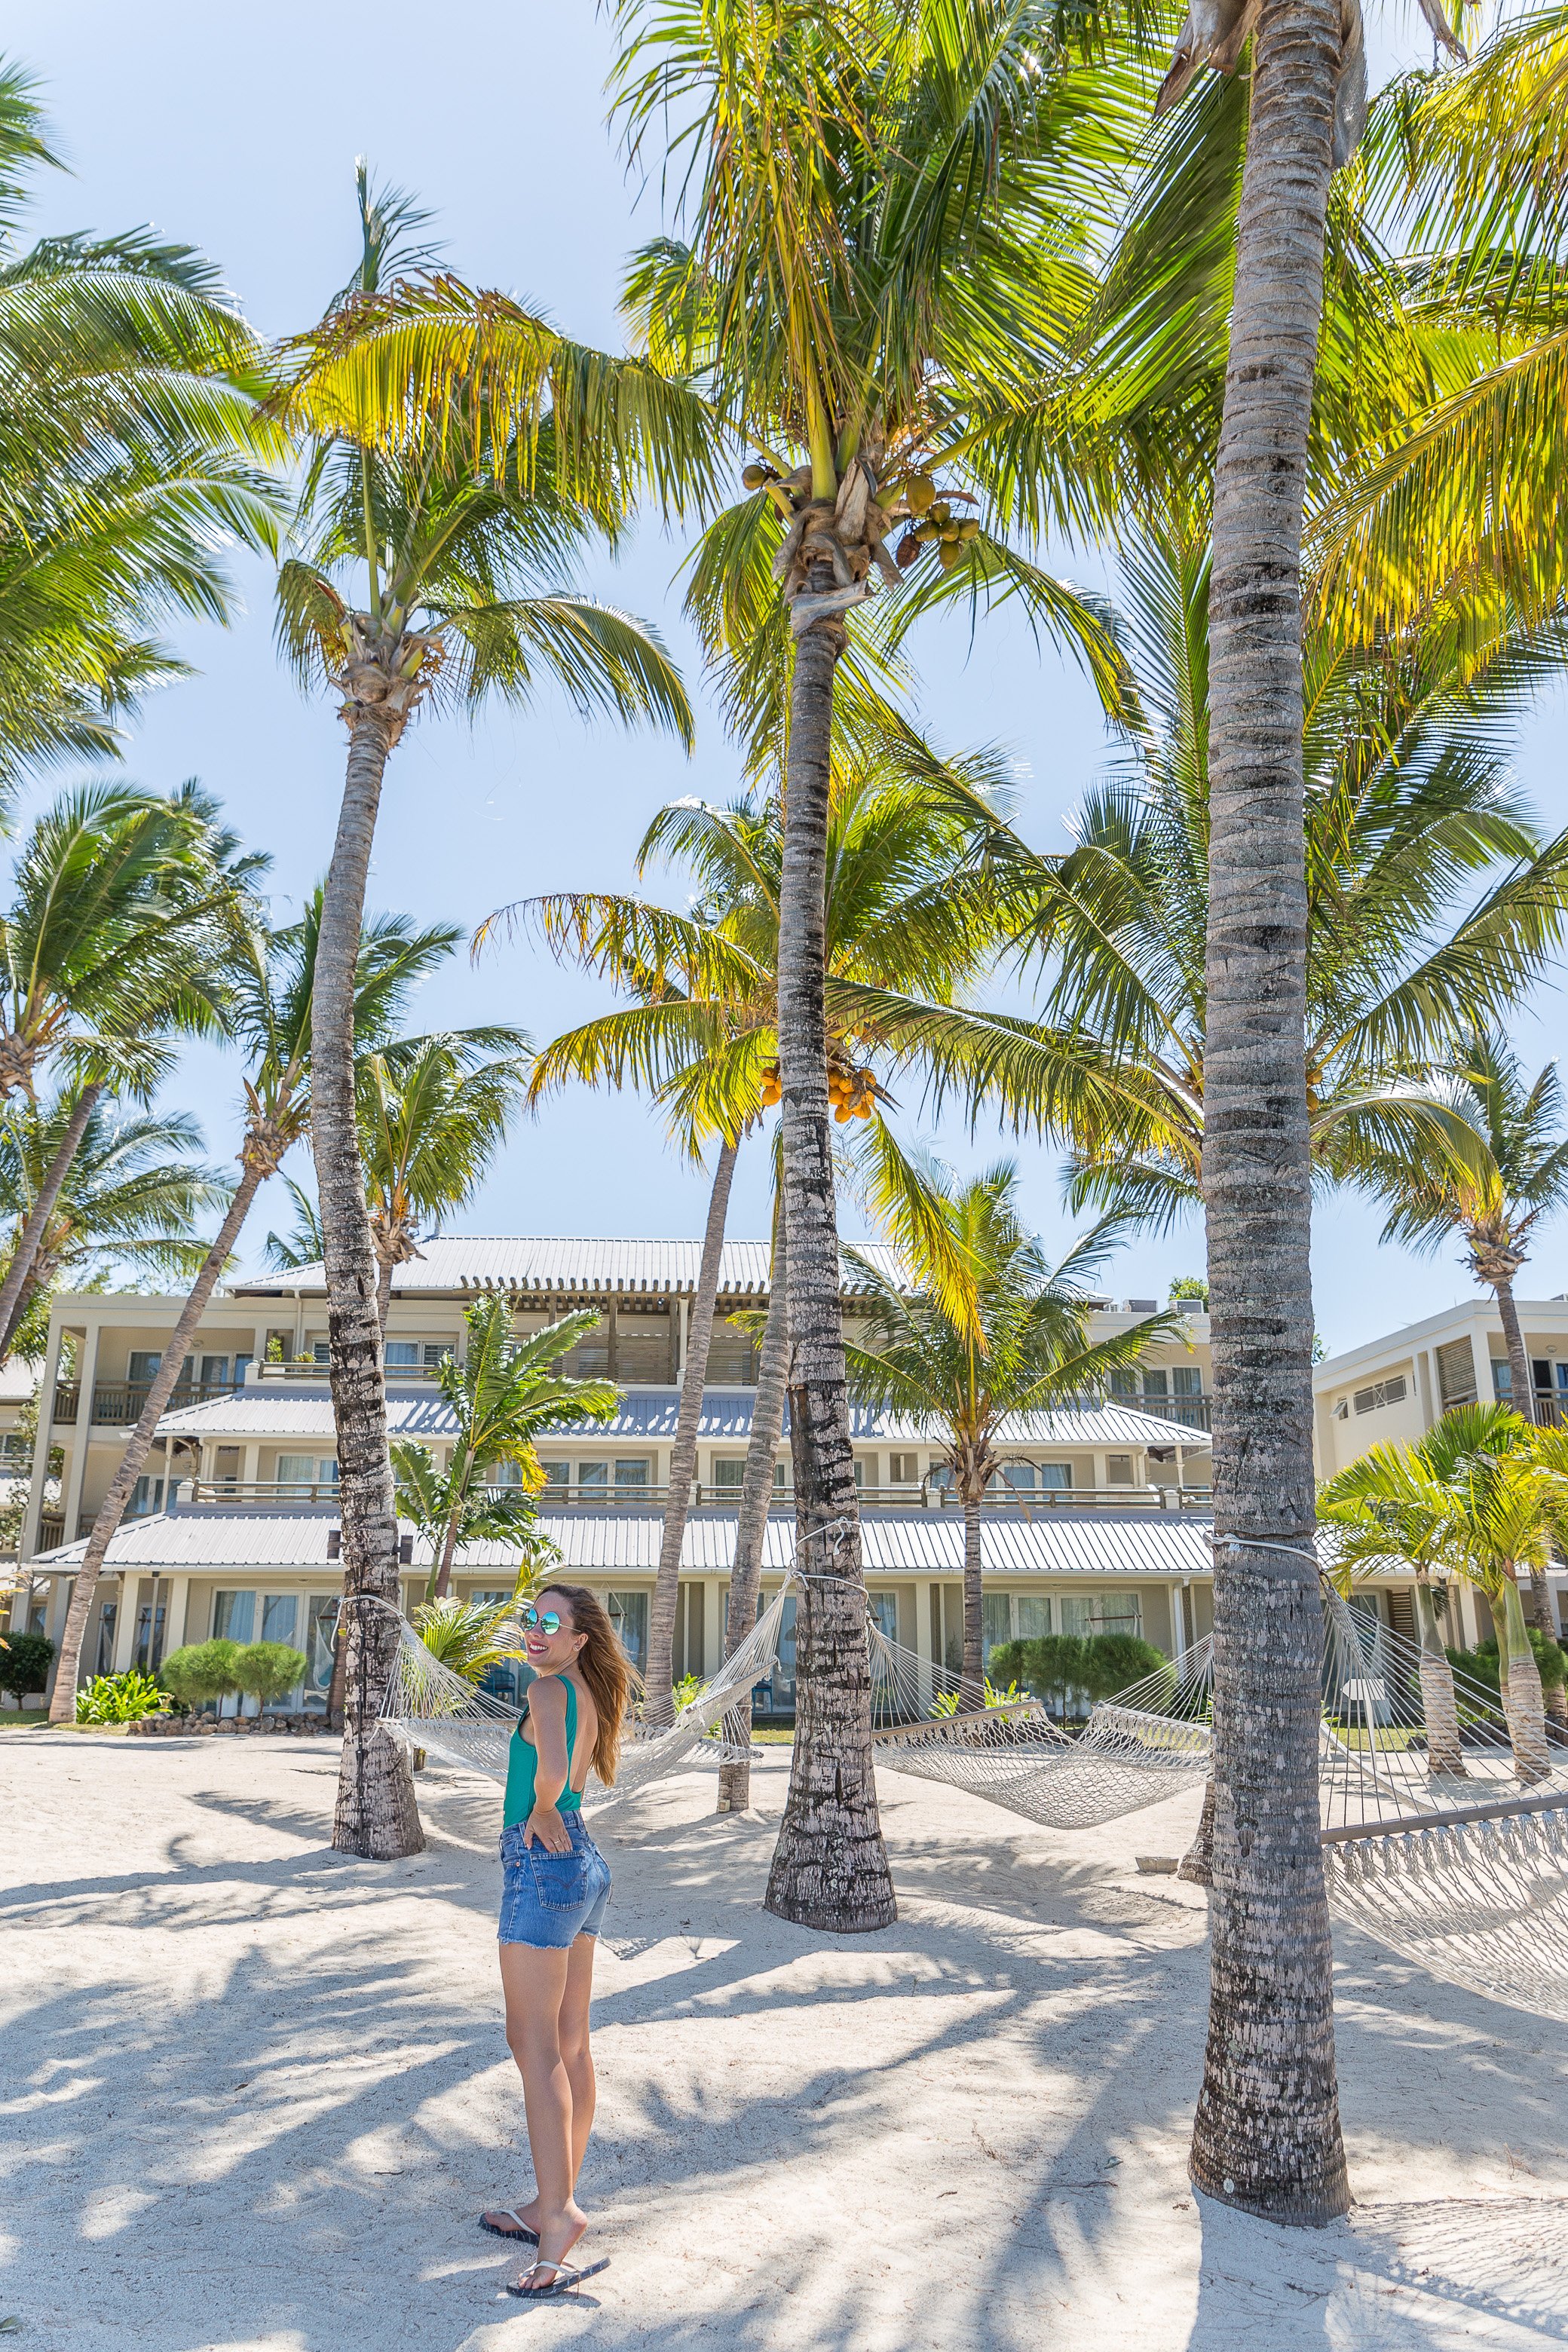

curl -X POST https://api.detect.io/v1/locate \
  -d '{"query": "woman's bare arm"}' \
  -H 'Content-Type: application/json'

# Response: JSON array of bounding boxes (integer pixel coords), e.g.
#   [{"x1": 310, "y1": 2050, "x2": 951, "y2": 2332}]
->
[{"x1": 523, "y1": 1677, "x2": 571, "y2": 1849}]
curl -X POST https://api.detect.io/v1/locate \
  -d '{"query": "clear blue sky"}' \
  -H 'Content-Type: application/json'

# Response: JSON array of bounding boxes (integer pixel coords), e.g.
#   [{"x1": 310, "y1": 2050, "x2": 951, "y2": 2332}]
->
[{"x1": 15, "y1": 2, "x2": 1567, "y2": 1354}]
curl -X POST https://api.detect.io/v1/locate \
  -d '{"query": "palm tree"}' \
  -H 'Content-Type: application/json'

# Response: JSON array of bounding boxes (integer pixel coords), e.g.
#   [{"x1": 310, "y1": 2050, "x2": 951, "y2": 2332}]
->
[
  {"x1": 268, "y1": 168, "x2": 706, "y2": 1863},
  {"x1": 392, "y1": 1295, "x2": 617, "y2": 1602},
  {"x1": 409, "y1": 1587, "x2": 535, "y2": 1683},
  {"x1": 0, "y1": 1092, "x2": 224, "y2": 1358},
  {"x1": 1344, "y1": 1034, "x2": 1568, "y2": 1452},
  {"x1": 0, "y1": 65, "x2": 283, "y2": 793},
  {"x1": 913, "y1": 525, "x2": 1568, "y2": 1236},
  {"x1": 845, "y1": 1160, "x2": 1176, "y2": 1703},
  {"x1": 611, "y1": 0, "x2": 1135, "y2": 1933},
  {"x1": 357, "y1": 1029, "x2": 529, "y2": 1326},
  {"x1": 263, "y1": 1177, "x2": 323, "y2": 1275},
  {"x1": 1132, "y1": 0, "x2": 1477, "y2": 2223},
  {"x1": 0, "y1": 781, "x2": 257, "y2": 1357},
  {"x1": 503, "y1": 734, "x2": 1014, "y2": 1729},
  {"x1": 47, "y1": 898, "x2": 460, "y2": 1723}
]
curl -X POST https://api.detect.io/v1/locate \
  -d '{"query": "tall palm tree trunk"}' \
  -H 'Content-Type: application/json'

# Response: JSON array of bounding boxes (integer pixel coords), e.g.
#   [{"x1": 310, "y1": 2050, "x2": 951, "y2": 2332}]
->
[
  {"x1": 718, "y1": 1218, "x2": 790, "y2": 1813},
  {"x1": 1414, "y1": 1571, "x2": 1466, "y2": 1777},
  {"x1": 1491, "y1": 1574, "x2": 1551, "y2": 1782},
  {"x1": 47, "y1": 1149, "x2": 271, "y2": 1721},
  {"x1": 1187, "y1": 0, "x2": 1349, "y2": 2226},
  {"x1": 0, "y1": 1082, "x2": 103, "y2": 1362},
  {"x1": 1491, "y1": 1274, "x2": 1535, "y2": 1427},
  {"x1": 646, "y1": 1135, "x2": 739, "y2": 1724},
  {"x1": 316, "y1": 715, "x2": 422, "y2": 1860},
  {"x1": 764, "y1": 601, "x2": 894, "y2": 1933},
  {"x1": 960, "y1": 1486, "x2": 985, "y2": 1707}
]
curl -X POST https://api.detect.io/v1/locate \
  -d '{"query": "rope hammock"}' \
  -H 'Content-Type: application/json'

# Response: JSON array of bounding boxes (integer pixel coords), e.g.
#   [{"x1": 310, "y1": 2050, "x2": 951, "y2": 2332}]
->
[
  {"x1": 378, "y1": 1585, "x2": 794, "y2": 1810},
  {"x1": 378, "y1": 1573, "x2": 1568, "y2": 2020}
]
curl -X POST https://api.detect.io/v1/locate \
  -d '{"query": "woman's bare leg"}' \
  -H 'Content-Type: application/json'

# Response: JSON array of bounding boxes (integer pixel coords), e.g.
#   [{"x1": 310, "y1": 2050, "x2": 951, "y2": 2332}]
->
[
  {"x1": 559, "y1": 1932, "x2": 599, "y2": 2183},
  {"x1": 498, "y1": 1942, "x2": 586, "y2": 2283},
  {"x1": 485, "y1": 1934, "x2": 598, "y2": 2237}
]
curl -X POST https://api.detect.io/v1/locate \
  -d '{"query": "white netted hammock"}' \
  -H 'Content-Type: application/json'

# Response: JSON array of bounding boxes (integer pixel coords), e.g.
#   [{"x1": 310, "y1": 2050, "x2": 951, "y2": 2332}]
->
[{"x1": 378, "y1": 1575, "x2": 1568, "y2": 2021}]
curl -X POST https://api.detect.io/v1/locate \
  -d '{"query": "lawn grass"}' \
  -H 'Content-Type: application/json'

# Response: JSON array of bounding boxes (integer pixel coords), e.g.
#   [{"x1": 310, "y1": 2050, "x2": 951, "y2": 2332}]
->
[{"x1": 0, "y1": 1707, "x2": 49, "y2": 1729}]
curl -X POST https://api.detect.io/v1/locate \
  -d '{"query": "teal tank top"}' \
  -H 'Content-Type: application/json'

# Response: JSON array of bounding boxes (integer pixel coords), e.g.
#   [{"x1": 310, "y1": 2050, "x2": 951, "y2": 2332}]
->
[{"x1": 504, "y1": 1675, "x2": 583, "y2": 1828}]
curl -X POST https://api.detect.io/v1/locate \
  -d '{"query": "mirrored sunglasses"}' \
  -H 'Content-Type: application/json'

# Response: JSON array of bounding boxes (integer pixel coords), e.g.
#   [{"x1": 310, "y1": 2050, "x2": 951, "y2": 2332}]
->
[{"x1": 520, "y1": 1604, "x2": 563, "y2": 1635}]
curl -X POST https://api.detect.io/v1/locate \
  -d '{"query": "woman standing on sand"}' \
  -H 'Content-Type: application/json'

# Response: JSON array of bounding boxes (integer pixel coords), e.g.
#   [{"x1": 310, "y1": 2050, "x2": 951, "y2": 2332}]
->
[{"x1": 479, "y1": 1584, "x2": 628, "y2": 2297}]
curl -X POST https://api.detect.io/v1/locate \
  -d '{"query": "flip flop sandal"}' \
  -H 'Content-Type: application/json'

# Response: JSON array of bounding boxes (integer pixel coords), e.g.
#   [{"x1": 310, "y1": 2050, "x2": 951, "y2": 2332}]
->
[
  {"x1": 479, "y1": 2209, "x2": 539, "y2": 2244},
  {"x1": 505, "y1": 2258, "x2": 610, "y2": 2299}
]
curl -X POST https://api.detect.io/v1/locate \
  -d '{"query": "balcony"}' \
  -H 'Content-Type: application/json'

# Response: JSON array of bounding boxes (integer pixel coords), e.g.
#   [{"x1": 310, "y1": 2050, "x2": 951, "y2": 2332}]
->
[
  {"x1": 1096, "y1": 1389, "x2": 1213, "y2": 1433},
  {"x1": 53, "y1": 1377, "x2": 246, "y2": 1427},
  {"x1": 167, "y1": 1476, "x2": 1211, "y2": 1514}
]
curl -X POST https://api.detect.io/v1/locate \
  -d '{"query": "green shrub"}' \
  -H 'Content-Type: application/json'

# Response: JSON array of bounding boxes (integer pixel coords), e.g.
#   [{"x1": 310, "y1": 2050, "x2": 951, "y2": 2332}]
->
[
  {"x1": 1447, "y1": 1631, "x2": 1566, "y2": 1695},
  {"x1": 232, "y1": 1641, "x2": 308, "y2": 1706},
  {"x1": 75, "y1": 1669, "x2": 170, "y2": 1723},
  {"x1": 0, "y1": 1631, "x2": 54, "y2": 1704},
  {"x1": 161, "y1": 1639, "x2": 242, "y2": 1710},
  {"x1": 929, "y1": 1675, "x2": 1025, "y2": 1717},
  {"x1": 987, "y1": 1632, "x2": 1168, "y2": 1713}
]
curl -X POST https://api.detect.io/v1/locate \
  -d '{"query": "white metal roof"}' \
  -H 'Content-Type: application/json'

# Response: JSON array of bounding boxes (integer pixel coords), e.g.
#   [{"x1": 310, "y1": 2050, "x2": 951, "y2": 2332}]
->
[
  {"x1": 155, "y1": 1382, "x2": 1209, "y2": 1453},
  {"x1": 32, "y1": 1501, "x2": 1224, "y2": 1578},
  {"x1": 228, "y1": 1233, "x2": 908, "y2": 1300}
]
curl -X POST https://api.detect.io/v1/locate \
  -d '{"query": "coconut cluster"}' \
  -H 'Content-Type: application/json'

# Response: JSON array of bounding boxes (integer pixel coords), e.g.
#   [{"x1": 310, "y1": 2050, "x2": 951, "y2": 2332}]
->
[
  {"x1": 759, "y1": 1058, "x2": 877, "y2": 1120},
  {"x1": 741, "y1": 456, "x2": 982, "y2": 632}
]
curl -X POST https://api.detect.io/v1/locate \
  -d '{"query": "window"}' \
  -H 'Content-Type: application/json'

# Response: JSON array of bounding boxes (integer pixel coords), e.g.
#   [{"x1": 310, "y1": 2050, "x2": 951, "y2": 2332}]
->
[
  {"x1": 578, "y1": 1462, "x2": 608, "y2": 1492},
  {"x1": 135, "y1": 1595, "x2": 167, "y2": 1674},
  {"x1": 1353, "y1": 1376, "x2": 1407, "y2": 1416},
  {"x1": 614, "y1": 1459, "x2": 649, "y2": 1495},
  {"x1": 261, "y1": 1594, "x2": 299, "y2": 1646},
  {"x1": 213, "y1": 1590, "x2": 256, "y2": 1643},
  {"x1": 1142, "y1": 1368, "x2": 1168, "y2": 1399},
  {"x1": 711, "y1": 1458, "x2": 746, "y2": 1489},
  {"x1": 199, "y1": 1355, "x2": 228, "y2": 1388},
  {"x1": 277, "y1": 1454, "x2": 335, "y2": 1493},
  {"x1": 608, "y1": 1590, "x2": 648, "y2": 1667},
  {"x1": 307, "y1": 1595, "x2": 338, "y2": 1698},
  {"x1": 868, "y1": 1591, "x2": 899, "y2": 1642},
  {"x1": 1171, "y1": 1366, "x2": 1203, "y2": 1398},
  {"x1": 424, "y1": 1343, "x2": 452, "y2": 1367},
  {"x1": 1000, "y1": 1462, "x2": 1036, "y2": 1493},
  {"x1": 1109, "y1": 1370, "x2": 1138, "y2": 1397},
  {"x1": 232, "y1": 1355, "x2": 253, "y2": 1386},
  {"x1": 889, "y1": 1452, "x2": 919, "y2": 1484},
  {"x1": 1015, "y1": 1593, "x2": 1052, "y2": 1640},
  {"x1": 384, "y1": 1341, "x2": 420, "y2": 1370},
  {"x1": 1059, "y1": 1589, "x2": 1141, "y2": 1637},
  {"x1": 128, "y1": 1351, "x2": 162, "y2": 1384},
  {"x1": 1437, "y1": 1339, "x2": 1477, "y2": 1410},
  {"x1": 1040, "y1": 1463, "x2": 1072, "y2": 1490},
  {"x1": 540, "y1": 1461, "x2": 570, "y2": 1494},
  {"x1": 1105, "y1": 1455, "x2": 1135, "y2": 1486},
  {"x1": 773, "y1": 1459, "x2": 791, "y2": 1490},
  {"x1": 130, "y1": 1475, "x2": 164, "y2": 1517},
  {"x1": 853, "y1": 1458, "x2": 865, "y2": 1488},
  {"x1": 981, "y1": 1591, "x2": 1012, "y2": 1661}
]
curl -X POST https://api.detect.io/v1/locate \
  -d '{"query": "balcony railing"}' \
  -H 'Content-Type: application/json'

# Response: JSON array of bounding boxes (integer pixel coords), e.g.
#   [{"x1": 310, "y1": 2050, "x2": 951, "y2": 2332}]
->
[
  {"x1": 53, "y1": 1377, "x2": 245, "y2": 1427},
  {"x1": 167, "y1": 1475, "x2": 1211, "y2": 1514},
  {"x1": 1097, "y1": 1389, "x2": 1213, "y2": 1432}
]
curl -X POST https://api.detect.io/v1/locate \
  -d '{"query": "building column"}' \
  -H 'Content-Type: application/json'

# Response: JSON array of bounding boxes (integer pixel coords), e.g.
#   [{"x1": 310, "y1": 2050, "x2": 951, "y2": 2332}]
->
[
  {"x1": 676, "y1": 1296, "x2": 689, "y2": 1381},
  {"x1": 163, "y1": 1573, "x2": 191, "y2": 1657},
  {"x1": 242, "y1": 1443, "x2": 261, "y2": 1488},
  {"x1": 20, "y1": 1317, "x2": 66, "y2": 1560},
  {"x1": 1413, "y1": 1349, "x2": 1436, "y2": 1434},
  {"x1": 1171, "y1": 1580, "x2": 1187, "y2": 1668},
  {"x1": 703, "y1": 1577, "x2": 721, "y2": 1680},
  {"x1": 112, "y1": 1576, "x2": 142, "y2": 1671},
  {"x1": 1468, "y1": 1325, "x2": 1492, "y2": 1410},
  {"x1": 912, "y1": 1577, "x2": 935, "y2": 1709},
  {"x1": 60, "y1": 1321, "x2": 103, "y2": 1544}
]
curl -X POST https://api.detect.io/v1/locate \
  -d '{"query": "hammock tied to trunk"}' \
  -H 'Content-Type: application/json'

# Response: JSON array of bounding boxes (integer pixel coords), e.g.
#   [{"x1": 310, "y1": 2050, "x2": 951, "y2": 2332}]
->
[{"x1": 378, "y1": 1570, "x2": 1568, "y2": 2020}]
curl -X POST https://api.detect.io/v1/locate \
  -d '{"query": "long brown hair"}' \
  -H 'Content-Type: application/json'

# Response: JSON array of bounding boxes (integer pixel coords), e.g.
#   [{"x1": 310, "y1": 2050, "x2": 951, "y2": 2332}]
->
[{"x1": 546, "y1": 1584, "x2": 635, "y2": 1787}]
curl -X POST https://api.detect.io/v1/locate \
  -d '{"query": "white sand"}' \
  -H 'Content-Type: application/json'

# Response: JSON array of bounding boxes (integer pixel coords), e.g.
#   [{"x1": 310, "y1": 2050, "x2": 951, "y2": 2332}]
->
[{"x1": 3, "y1": 1732, "x2": 1567, "y2": 2352}]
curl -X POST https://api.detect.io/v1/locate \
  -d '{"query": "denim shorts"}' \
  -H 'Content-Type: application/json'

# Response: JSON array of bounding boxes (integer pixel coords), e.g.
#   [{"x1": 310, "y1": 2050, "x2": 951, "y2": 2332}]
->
[{"x1": 498, "y1": 1815, "x2": 612, "y2": 1949}]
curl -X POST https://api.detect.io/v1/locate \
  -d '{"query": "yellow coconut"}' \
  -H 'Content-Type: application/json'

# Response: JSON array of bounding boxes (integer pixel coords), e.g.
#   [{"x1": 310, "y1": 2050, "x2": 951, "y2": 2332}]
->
[
  {"x1": 742, "y1": 462, "x2": 768, "y2": 489},
  {"x1": 959, "y1": 517, "x2": 981, "y2": 541},
  {"x1": 939, "y1": 541, "x2": 963, "y2": 571},
  {"x1": 905, "y1": 475, "x2": 935, "y2": 514}
]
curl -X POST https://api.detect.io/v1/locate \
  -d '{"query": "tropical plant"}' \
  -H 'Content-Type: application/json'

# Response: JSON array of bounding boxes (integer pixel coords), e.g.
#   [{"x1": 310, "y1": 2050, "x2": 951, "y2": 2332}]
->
[
  {"x1": 929, "y1": 1675, "x2": 1025, "y2": 1718},
  {"x1": 988, "y1": 1632, "x2": 1168, "y2": 1715},
  {"x1": 0, "y1": 1628, "x2": 52, "y2": 1704},
  {"x1": 0, "y1": 780, "x2": 258, "y2": 1355},
  {"x1": 1344, "y1": 1033, "x2": 1568, "y2": 1432},
  {"x1": 357, "y1": 1028, "x2": 529, "y2": 1324},
  {"x1": 47, "y1": 898, "x2": 461, "y2": 1723},
  {"x1": 1321, "y1": 1404, "x2": 1567, "y2": 1766},
  {"x1": 393, "y1": 1294, "x2": 617, "y2": 1603},
  {"x1": 232, "y1": 1641, "x2": 308, "y2": 1709},
  {"x1": 409, "y1": 1588, "x2": 532, "y2": 1684},
  {"x1": 0, "y1": 64, "x2": 284, "y2": 798},
  {"x1": 846, "y1": 1159, "x2": 1175, "y2": 1700},
  {"x1": 920, "y1": 525, "x2": 1568, "y2": 1236},
  {"x1": 262, "y1": 1175, "x2": 323, "y2": 1272},
  {"x1": 0, "y1": 1092, "x2": 223, "y2": 1358},
  {"x1": 160, "y1": 1638, "x2": 241, "y2": 1712},
  {"x1": 268, "y1": 165, "x2": 705, "y2": 1864},
  {"x1": 502, "y1": 730, "x2": 1011, "y2": 1724},
  {"x1": 611, "y1": 0, "x2": 1143, "y2": 1937},
  {"x1": 74, "y1": 1668, "x2": 168, "y2": 1724}
]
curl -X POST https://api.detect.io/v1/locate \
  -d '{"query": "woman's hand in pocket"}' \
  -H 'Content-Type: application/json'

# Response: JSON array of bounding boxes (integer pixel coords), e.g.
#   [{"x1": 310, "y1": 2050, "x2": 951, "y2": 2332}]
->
[{"x1": 523, "y1": 1802, "x2": 571, "y2": 1854}]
